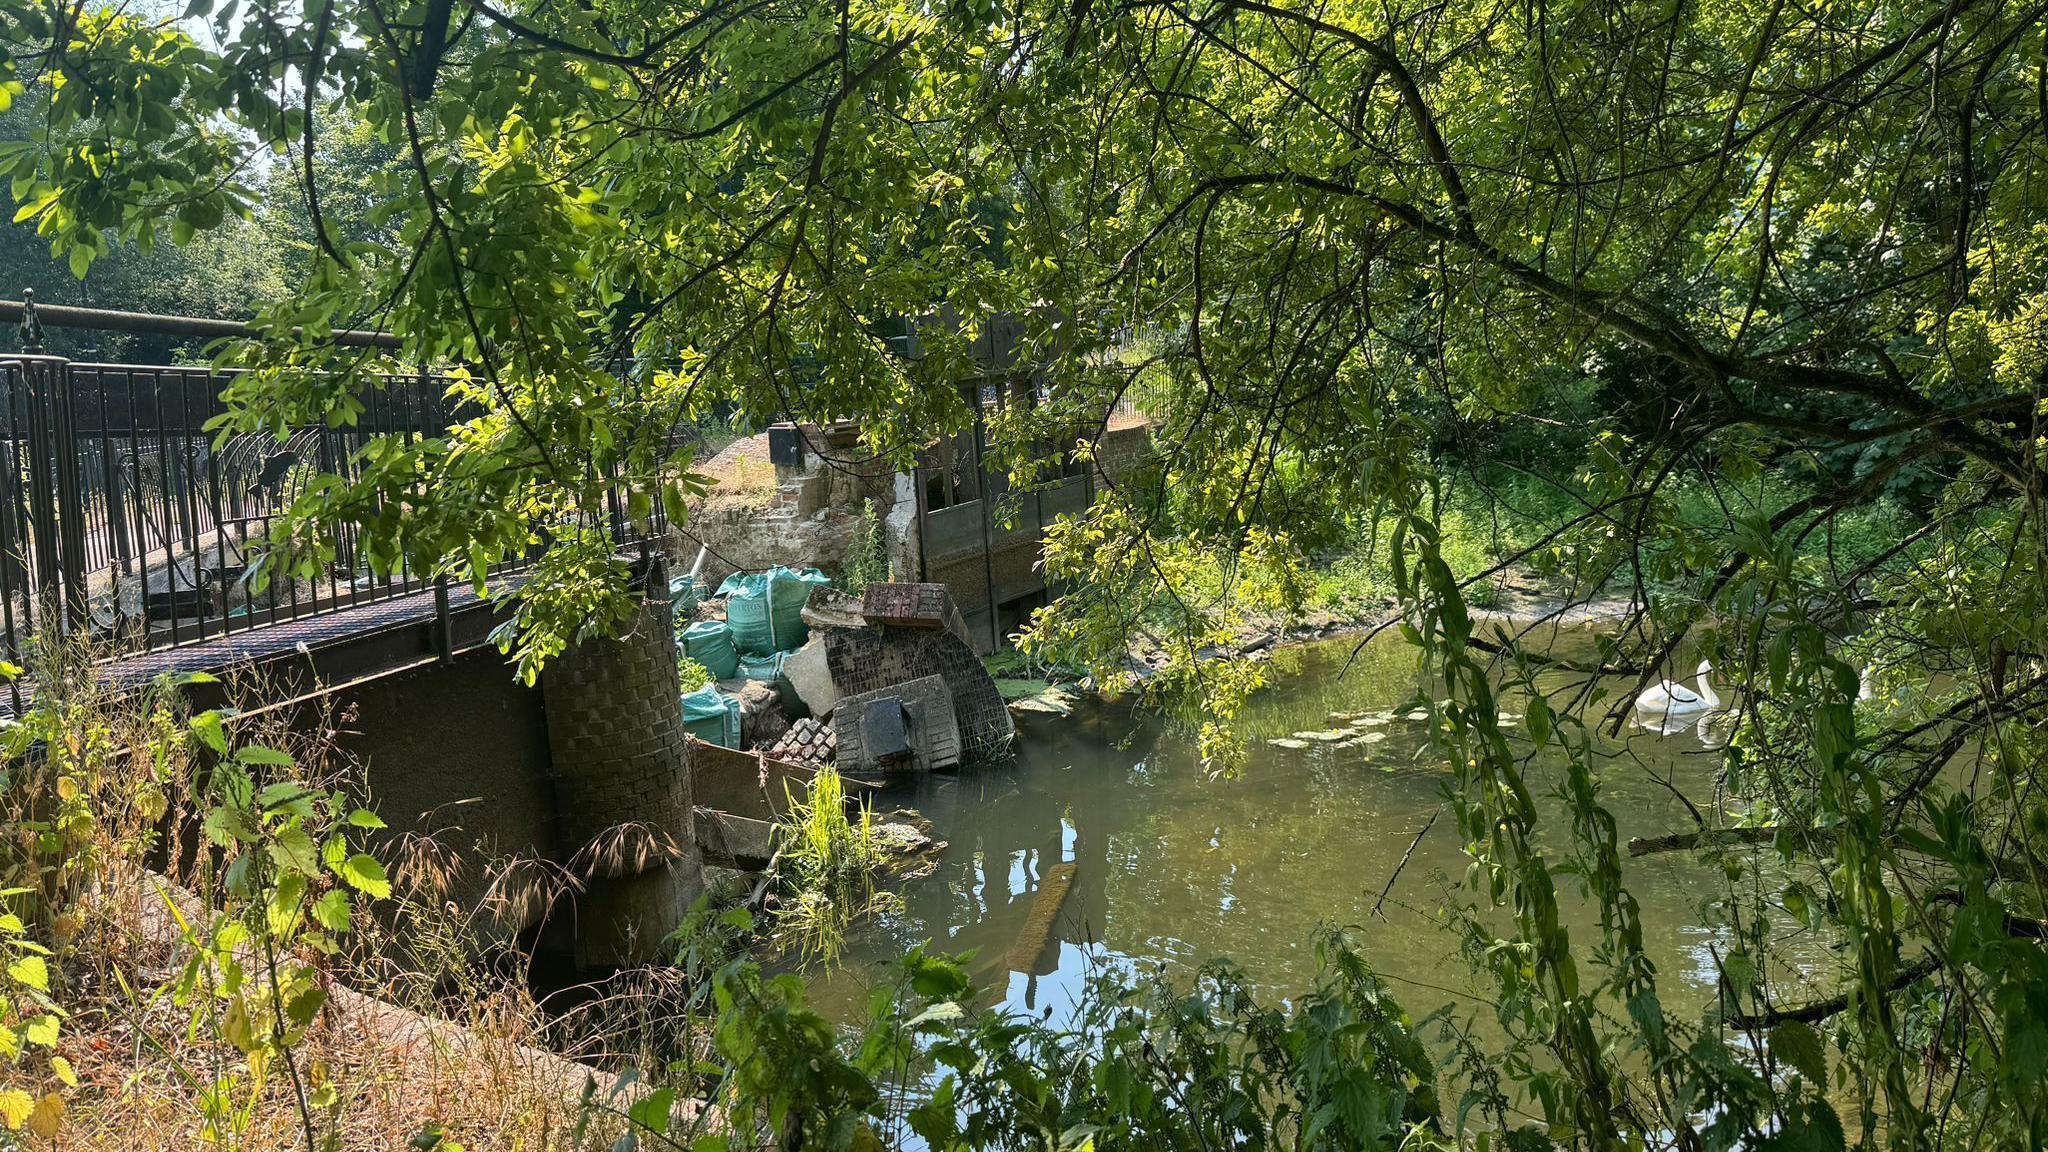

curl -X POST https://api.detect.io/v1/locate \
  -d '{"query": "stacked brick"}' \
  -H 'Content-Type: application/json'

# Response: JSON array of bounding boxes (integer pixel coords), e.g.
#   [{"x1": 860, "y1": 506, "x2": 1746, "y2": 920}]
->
[{"x1": 766, "y1": 717, "x2": 837, "y2": 766}]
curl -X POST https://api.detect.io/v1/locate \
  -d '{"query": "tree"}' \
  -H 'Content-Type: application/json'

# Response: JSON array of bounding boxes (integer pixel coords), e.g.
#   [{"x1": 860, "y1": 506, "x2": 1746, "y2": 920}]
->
[
  {"x1": 3, "y1": 0, "x2": 2046, "y2": 1147},
  {"x1": 0, "y1": 85, "x2": 291, "y2": 360}
]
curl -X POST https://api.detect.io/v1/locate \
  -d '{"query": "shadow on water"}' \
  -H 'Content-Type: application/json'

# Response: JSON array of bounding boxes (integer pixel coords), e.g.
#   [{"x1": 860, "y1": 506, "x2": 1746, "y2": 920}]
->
[{"x1": 810, "y1": 625, "x2": 1833, "y2": 1036}]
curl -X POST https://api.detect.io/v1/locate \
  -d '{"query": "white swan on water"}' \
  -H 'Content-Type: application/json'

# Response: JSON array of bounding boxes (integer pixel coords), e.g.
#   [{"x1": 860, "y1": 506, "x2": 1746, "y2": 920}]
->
[{"x1": 1636, "y1": 660, "x2": 1720, "y2": 717}]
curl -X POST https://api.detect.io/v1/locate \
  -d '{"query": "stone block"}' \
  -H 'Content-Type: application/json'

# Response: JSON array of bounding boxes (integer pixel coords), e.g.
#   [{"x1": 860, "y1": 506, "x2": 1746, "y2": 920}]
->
[{"x1": 781, "y1": 635, "x2": 839, "y2": 719}]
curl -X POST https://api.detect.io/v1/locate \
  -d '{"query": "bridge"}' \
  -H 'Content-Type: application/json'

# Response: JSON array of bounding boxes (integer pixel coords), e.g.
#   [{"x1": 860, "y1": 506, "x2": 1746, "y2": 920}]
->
[{"x1": 0, "y1": 294, "x2": 660, "y2": 717}]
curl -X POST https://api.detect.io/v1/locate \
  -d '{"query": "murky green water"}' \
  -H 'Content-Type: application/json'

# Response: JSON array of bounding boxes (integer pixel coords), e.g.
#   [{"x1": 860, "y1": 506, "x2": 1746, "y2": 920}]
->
[{"x1": 821, "y1": 625, "x2": 1828, "y2": 1032}]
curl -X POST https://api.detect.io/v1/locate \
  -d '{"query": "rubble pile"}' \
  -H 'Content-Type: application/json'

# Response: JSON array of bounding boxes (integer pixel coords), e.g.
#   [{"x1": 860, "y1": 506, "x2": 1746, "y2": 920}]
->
[
  {"x1": 673, "y1": 575, "x2": 1013, "y2": 778},
  {"x1": 676, "y1": 574, "x2": 999, "y2": 938}
]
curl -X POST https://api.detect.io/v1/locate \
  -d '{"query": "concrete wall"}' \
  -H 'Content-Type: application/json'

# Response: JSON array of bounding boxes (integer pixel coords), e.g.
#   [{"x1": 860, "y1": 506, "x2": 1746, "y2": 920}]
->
[
  {"x1": 320, "y1": 593, "x2": 710, "y2": 970},
  {"x1": 331, "y1": 649, "x2": 558, "y2": 945}
]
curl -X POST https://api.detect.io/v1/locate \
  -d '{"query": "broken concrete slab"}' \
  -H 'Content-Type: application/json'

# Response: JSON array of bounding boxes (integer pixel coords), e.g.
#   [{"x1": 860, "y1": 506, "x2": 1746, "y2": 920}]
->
[
  {"x1": 781, "y1": 634, "x2": 839, "y2": 719},
  {"x1": 799, "y1": 585, "x2": 868, "y2": 631},
  {"x1": 695, "y1": 807, "x2": 777, "y2": 870},
  {"x1": 687, "y1": 736, "x2": 873, "y2": 823},
  {"x1": 690, "y1": 739, "x2": 776, "y2": 819}
]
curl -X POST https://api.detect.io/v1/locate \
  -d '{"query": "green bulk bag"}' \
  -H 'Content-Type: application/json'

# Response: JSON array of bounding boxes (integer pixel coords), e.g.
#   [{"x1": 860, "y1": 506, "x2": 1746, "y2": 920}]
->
[
  {"x1": 717, "y1": 565, "x2": 830, "y2": 655},
  {"x1": 733, "y1": 650, "x2": 804, "y2": 717},
  {"x1": 669, "y1": 572, "x2": 701, "y2": 617},
  {"x1": 682, "y1": 620, "x2": 740, "y2": 681},
  {"x1": 681, "y1": 685, "x2": 742, "y2": 748}
]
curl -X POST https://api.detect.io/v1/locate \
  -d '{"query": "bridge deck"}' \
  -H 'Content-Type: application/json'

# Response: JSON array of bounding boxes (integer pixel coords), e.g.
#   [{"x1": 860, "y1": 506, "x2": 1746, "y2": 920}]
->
[{"x1": 4, "y1": 580, "x2": 507, "y2": 719}]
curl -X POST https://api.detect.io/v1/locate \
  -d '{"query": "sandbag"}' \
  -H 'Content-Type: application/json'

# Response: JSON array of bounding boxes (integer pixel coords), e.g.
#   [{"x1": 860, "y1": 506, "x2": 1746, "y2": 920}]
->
[
  {"x1": 682, "y1": 620, "x2": 740, "y2": 681},
  {"x1": 734, "y1": 650, "x2": 788, "y2": 683},
  {"x1": 681, "y1": 685, "x2": 742, "y2": 748},
  {"x1": 717, "y1": 566, "x2": 830, "y2": 655}
]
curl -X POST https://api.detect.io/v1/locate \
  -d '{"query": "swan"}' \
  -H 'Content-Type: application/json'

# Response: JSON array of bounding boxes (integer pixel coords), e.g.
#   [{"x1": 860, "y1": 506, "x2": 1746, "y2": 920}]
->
[{"x1": 1636, "y1": 660, "x2": 1720, "y2": 716}]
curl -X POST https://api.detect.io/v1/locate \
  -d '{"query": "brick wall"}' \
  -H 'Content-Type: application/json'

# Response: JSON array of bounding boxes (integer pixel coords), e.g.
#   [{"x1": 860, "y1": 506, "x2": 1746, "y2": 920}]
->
[
  {"x1": 542, "y1": 597, "x2": 695, "y2": 879},
  {"x1": 1092, "y1": 421, "x2": 1156, "y2": 487},
  {"x1": 822, "y1": 624, "x2": 1014, "y2": 762}
]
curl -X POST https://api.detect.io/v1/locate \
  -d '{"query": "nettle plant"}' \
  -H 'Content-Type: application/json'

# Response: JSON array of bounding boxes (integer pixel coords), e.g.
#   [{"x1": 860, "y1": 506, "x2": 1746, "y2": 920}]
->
[{"x1": 171, "y1": 706, "x2": 392, "y2": 1147}]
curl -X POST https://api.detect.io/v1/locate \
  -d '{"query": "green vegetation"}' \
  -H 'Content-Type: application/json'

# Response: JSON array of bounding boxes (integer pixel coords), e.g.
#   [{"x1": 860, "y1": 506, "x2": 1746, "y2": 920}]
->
[
  {"x1": 2, "y1": 0, "x2": 2046, "y2": 1147},
  {"x1": 675, "y1": 655, "x2": 713, "y2": 694},
  {"x1": 768, "y1": 769, "x2": 895, "y2": 967},
  {"x1": 839, "y1": 499, "x2": 891, "y2": 597}
]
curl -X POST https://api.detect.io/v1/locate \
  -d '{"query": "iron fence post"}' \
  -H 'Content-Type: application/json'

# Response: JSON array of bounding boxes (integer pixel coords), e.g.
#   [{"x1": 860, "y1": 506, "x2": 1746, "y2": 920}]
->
[
  {"x1": 433, "y1": 573, "x2": 452, "y2": 662},
  {"x1": 18, "y1": 300, "x2": 87, "y2": 632}
]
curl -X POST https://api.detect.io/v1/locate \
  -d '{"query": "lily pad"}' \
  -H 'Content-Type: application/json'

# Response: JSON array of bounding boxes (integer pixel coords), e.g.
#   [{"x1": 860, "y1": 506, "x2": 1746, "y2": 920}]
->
[
  {"x1": 1290, "y1": 729, "x2": 1354, "y2": 743},
  {"x1": 1269, "y1": 737, "x2": 1311, "y2": 750}
]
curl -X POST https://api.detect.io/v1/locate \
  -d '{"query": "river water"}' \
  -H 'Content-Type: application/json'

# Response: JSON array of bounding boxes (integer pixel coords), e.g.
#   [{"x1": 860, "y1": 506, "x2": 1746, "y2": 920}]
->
[{"x1": 818, "y1": 624, "x2": 1829, "y2": 1035}]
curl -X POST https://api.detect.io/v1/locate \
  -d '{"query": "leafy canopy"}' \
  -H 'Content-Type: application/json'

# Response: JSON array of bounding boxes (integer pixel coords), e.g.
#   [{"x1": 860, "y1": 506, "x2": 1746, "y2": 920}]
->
[{"x1": 6, "y1": 0, "x2": 2048, "y2": 1146}]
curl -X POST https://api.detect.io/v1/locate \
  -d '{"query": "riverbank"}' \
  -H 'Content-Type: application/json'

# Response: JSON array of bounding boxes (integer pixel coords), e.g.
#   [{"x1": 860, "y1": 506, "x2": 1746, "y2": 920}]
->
[{"x1": 1116, "y1": 573, "x2": 1644, "y2": 685}]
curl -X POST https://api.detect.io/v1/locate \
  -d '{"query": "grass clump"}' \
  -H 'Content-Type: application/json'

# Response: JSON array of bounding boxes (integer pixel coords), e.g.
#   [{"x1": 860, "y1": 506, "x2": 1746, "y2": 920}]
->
[{"x1": 769, "y1": 769, "x2": 896, "y2": 967}]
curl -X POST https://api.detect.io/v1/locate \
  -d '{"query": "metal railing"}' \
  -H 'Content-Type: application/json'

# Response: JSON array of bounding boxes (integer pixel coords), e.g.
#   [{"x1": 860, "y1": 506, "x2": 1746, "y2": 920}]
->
[{"x1": 0, "y1": 295, "x2": 663, "y2": 695}]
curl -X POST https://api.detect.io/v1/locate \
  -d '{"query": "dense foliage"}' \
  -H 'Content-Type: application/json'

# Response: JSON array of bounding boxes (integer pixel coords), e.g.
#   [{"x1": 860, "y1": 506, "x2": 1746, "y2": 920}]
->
[{"x1": 1, "y1": 0, "x2": 2045, "y2": 1147}]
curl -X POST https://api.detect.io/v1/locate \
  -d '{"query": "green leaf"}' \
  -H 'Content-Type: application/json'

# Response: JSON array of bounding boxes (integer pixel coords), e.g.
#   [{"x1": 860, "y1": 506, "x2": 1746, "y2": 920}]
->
[
  {"x1": 311, "y1": 889, "x2": 351, "y2": 932},
  {"x1": 270, "y1": 828, "x2": 321, "y2": 876},
  {"x1": 21, "y1": 1014, "x2": 56, "y2": 1048},
  {"x1": 6, "y1": 955, "x2": 47, "y2": 991},
  {"x1": 285, "y1": 984, "x2": 326, "y2": 1028},
  {"x1": 339, "y1": 853, "x2": 392, "y2": 899},
  {"x1": 627, "y1": 1087, "x2": 674, "y2": 1134},
  {"x1": 190, "y1": 711, "x2": 229, "y2": 755},
  {"x1": 1770, "y1": 1020, "x2": 1827, "y2": 1085},
  {"x1": 1526, "y1": 697, "x2": 1552, "y2": 746},
  {"x1": 240, "y1": 747, "x2": 297, "y2": 769}
]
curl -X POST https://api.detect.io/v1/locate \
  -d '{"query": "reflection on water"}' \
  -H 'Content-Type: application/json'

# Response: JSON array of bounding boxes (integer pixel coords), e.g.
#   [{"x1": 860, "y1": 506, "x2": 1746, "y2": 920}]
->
[{"x1": 814, "y1": 626, "x2": 1829, "y2": 1030}]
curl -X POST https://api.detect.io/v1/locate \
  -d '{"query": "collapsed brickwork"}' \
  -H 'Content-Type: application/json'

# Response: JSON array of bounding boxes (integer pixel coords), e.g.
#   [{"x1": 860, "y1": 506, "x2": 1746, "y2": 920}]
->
[{"x1": 821, "y1": 585, "x2": 1015, "y2": 765}]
